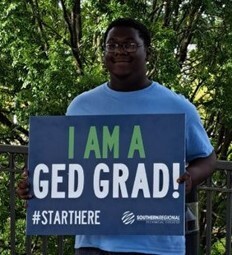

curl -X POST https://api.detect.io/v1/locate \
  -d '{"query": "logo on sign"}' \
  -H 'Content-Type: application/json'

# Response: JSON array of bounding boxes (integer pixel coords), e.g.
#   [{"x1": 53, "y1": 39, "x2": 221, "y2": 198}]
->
[
  {"x1": 121, "y1": 212, "x2": 181, "y2": 225},
  {"x1": 121, "y1": 211, "x2": 135, "y2": 224}
]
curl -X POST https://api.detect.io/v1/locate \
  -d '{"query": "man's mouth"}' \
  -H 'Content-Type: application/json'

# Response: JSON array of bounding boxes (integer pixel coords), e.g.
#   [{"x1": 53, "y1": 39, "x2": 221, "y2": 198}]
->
[{"x1": 113, "y1": 59, "x2": 131, "y2": 63}]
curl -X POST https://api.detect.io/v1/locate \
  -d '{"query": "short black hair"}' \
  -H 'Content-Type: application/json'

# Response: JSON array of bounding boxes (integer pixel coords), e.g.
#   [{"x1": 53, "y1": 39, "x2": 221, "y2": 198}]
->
[{"x1": 103, "y1": 18, "x2": 151, "y2": 48}]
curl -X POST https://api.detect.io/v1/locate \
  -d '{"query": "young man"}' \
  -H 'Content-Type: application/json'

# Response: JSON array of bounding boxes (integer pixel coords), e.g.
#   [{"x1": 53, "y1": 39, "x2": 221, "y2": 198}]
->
[{"x1": 18, "y1": 18, "x2": 216, "y2": 254}]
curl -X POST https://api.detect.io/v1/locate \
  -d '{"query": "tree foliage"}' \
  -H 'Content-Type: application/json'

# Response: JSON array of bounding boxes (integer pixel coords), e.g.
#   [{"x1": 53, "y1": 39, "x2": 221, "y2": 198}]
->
[{"x1": 0, "y1": 0, "x2": 232, "y2": 254}]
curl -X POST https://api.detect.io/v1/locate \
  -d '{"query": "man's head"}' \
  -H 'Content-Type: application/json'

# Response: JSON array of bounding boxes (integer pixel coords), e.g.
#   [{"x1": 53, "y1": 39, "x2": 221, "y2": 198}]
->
[
  {"x1": 103, "y1": 18, "x2": 151, "y2": 90},
  {"x1": 103, "y1": 18, "x2": 151, "y2": 49}
]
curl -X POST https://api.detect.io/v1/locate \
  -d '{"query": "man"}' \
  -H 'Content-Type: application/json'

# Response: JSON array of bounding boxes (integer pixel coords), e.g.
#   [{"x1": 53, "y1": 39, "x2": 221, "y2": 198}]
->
[{"x1": 18, "y1": 18, "x2": 216, "y2": 255}]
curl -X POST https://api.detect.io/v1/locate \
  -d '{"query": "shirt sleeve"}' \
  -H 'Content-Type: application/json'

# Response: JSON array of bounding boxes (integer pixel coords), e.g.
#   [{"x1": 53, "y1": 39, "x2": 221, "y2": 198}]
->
[{"x1": 185, "y1": 104, "x2": 214, "y2": 162}]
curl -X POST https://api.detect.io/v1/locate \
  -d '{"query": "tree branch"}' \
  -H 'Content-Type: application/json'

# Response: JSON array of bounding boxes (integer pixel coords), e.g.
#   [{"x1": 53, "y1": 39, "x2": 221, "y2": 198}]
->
[{"x1": 60, "y1": 0, "x2": 83, "y2": 73}]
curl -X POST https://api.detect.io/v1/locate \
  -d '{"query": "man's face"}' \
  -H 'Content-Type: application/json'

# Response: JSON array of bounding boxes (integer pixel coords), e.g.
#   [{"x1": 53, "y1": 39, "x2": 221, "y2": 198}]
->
[{"x1": 104, "y1": 26, "x2": 147, "y2": 79}]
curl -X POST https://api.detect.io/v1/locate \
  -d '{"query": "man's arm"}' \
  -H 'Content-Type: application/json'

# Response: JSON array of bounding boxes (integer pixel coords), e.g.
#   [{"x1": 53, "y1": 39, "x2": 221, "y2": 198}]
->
[{"x1": 178, "y1": 151, "x2": 217, "y2": 193}]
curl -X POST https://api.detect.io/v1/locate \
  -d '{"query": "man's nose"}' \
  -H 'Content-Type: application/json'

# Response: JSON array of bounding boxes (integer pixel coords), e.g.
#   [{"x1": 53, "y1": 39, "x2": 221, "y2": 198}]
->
[{"x1": 114, "y1": 45, "x2": 128, "y2": 54}]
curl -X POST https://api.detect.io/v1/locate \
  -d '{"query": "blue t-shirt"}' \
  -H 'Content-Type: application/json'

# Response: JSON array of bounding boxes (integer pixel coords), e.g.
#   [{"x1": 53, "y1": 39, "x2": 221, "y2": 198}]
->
[{"x1": 66, "y1": 81, "x2": 213, "y2": 255}]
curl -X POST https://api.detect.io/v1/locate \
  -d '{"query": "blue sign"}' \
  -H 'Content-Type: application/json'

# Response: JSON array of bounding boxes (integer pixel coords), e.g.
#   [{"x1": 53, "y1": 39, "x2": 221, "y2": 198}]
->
[{"x1": 27, "y1": 114, "x2": 185, "y2": 235}]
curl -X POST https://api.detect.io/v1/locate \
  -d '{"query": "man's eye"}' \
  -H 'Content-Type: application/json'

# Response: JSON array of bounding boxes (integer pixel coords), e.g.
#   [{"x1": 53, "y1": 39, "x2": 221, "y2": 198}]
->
[
  {"x1": 107, "y1": 44, "x2": 117, "y2": 49},
  {"x1": 125, "y1": 43, "x2": 136, "y2": 49}
]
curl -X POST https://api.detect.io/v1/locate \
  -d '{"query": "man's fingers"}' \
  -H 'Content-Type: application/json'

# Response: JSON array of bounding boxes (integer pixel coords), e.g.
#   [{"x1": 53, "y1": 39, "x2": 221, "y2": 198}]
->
[
  {"x1": 176, "y1": 171, "x2": 192, "y2": 194},
  {"x1": 16, "y1": 168, "x2": 32, "y2": 200},
  {"x1": 177, "y1": 176, "x2": 186, "y2": 184},
  {"x1": 177, "y1": 171, "x2": 191, "y2": 183},
  {"x1": 17, "y1": 190, "x2": 33, "y2": 200},
  {"x1": 18, "y1": 180, "x2": 29, "y2": 188},
  {"x1": 16, "y1": 179, "x2": 32, "y2": 200}
]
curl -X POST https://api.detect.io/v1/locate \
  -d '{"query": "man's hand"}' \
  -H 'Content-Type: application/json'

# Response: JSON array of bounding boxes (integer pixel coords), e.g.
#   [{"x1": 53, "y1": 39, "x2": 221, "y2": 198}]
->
[
  {"x1": 177, "y1": 171, "x2": 192, "y2": 194},
  {"x1": 16, "y1": 169, "x2": 33, "y2": 200}
]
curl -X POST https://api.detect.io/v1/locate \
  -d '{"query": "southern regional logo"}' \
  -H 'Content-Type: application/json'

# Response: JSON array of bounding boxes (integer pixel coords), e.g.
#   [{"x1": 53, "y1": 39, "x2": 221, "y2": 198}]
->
[{"x1": 121, "y1": 211, "x2": 135, "y2": 224}]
